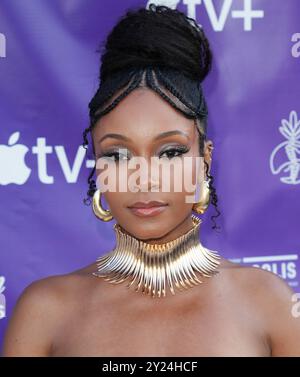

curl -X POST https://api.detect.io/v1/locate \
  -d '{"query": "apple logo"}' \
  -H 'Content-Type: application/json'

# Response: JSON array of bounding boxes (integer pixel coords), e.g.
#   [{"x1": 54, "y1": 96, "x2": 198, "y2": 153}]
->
[
  {"x1": 0, "y1": 276, "x2": 5, "y2": 320},
  {"x1": 0, "y1": 132, "x2": 31, "y2": 185}
]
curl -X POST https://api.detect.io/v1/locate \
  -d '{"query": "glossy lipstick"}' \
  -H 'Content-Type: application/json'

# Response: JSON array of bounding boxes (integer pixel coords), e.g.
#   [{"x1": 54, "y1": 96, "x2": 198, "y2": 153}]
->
[{"x1": 128, "y1": 201, "x2": 168, "y2": 217}]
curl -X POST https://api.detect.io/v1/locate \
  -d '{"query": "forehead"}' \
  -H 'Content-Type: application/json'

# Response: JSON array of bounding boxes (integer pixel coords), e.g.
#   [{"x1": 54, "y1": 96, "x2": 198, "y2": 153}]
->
[{"x1": 92, "y1": 88, "x2": 195, "y2": 139}]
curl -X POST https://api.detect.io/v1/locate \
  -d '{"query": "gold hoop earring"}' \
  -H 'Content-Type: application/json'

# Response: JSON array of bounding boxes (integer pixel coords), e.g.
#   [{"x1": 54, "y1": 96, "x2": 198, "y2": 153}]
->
[
  {"x1": 192, "y1": 179, "x2": 210, "y2": 215},
  {"x1": 92, "y1": 189, "x2": 113, "y2": 222}
]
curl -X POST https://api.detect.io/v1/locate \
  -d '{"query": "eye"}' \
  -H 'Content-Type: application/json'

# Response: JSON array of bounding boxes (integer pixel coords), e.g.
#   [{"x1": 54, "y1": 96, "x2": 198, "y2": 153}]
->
[
  {"x1": 97, "y1": 148, "x2": 131, "y2": 161},
  {"x1": 159, "y1": 146, "x2": 189, "y2": 159}
]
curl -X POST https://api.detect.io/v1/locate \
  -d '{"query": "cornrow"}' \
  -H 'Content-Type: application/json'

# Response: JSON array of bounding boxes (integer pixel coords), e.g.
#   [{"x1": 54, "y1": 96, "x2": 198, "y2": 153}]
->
[
  {"x1": 155, "y1": 68, "x2": 201, "y2": 116},
  {"x1": 92, "y1": 71, "x2": 142, "y2": 123},
  {"x1": 146, "y1": 70, "x2": 195, "y2": 119}
]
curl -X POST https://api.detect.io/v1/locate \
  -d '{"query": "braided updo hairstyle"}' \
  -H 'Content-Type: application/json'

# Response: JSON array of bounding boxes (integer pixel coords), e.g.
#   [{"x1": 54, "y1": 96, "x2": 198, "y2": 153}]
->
[{"x1": 82, "y1": 4, "x2": 221, "y2": 231}]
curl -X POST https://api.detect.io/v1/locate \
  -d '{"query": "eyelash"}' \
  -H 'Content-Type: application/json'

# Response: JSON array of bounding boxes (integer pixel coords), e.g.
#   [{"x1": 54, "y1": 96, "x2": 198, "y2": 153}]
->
[
  {"x1": 159, "y1": 146, "x2": 190, "y2": 159},
  {"x1": 98, "y1": 146, "x2": 190, "y2": 161}
]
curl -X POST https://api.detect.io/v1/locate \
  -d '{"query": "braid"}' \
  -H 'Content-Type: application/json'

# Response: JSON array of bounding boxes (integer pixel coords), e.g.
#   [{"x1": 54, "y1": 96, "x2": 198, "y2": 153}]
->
[
  {"x1": 148, "y1": 82, "x2": 194, "y2": 120},
  {"x1": 82, "y1": 125, "x2": 97, "y2": 205},
  {"x1": 92, "y1": 72, "x2": 141, "y2": 123},
  {"x1": 82, "y1": 126, "x2": 92, "y2": 150},
  {"x1": 204, "y1": 160, "x2": 221, "y2": 232},
  {"x1": 154, "y1": 68, "x2": 197, "y2": 112}
]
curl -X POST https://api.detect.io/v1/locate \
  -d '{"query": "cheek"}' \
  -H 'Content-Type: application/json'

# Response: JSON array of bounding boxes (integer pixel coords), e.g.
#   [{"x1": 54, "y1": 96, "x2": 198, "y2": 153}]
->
[
  {"x1": 168, "y1": 155, "x2": 202, "y2": 193},
  {"x1": 104, "y1": 191, "x2": 123, "y2": 207},
  {"x1": 166, "y1": 152, "x2": 203, "y2": 209},
  {"x1": 95, "y1": 161, "x2": 127, "y2": 192}
]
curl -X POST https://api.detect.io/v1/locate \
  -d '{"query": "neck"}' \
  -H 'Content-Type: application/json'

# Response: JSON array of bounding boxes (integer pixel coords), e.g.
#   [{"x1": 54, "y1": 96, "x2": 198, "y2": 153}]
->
[
  {"x1": 117, "y1": 215, "x2": 195, "y2": 245},
  {"x1": 93, "y1": 214, "x2": 221, "y2": 298},
  {"x1": 114, "y1": 214, "x2": 202, "y2": 253}
]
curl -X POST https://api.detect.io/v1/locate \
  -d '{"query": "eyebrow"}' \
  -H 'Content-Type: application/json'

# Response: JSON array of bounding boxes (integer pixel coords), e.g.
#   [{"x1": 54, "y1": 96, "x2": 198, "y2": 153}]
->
[{"x1": 98, "y1": 130, "x2": 190, "y2": 144}]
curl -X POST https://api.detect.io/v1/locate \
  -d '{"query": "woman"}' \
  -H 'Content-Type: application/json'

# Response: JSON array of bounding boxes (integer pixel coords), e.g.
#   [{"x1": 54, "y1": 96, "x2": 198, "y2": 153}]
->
[{"x1": 2, "y1": 4, "x2": 300, "y2": 357}]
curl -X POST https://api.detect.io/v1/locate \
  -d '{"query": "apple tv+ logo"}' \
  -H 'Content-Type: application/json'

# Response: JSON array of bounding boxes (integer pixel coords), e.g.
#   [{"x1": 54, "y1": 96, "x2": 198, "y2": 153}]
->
[{"x1": 0, "y1": 132, "x2": 93, "y2": 185}]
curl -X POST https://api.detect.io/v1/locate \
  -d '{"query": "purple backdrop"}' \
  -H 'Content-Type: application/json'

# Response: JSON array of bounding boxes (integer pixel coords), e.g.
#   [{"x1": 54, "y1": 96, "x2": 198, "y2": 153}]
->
[{"x1": 1, "y1": 0, "x2": 300, "y2": 349}]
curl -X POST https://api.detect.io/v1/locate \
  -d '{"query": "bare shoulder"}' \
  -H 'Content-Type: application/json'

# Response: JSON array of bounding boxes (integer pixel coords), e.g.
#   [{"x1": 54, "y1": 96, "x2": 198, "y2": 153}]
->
[
  {"x1": 7, "y1": 262, "x2": 99, "y2": 316},
  {"x1": 219, "y1": 257, "x2": 296, "y2": 304},
  {"x1": 222, "y1": 258, "x2": 295, "y2": 295},
  {"x1": 219, "y1": 257, "x2": 300, "y2": 356},
  {"x1": 2, "y1": 262, "x2": 98, "y2": 357}
]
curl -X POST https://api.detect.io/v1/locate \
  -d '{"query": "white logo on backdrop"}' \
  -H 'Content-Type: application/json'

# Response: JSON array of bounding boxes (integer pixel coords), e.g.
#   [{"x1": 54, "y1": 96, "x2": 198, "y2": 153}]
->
[
  {"x1": 230, "y1": 254, "x2": 298, "y2": 287},
  {"x1": 147, "y1": 0, "x2": 180, "y2": 9},
  {"x1": 270, "y1": 111, "x2": 300, "y2": 184},
  {"x1": 146, "y1": 0, "x2": 264, "y2": 31},
  {"x1": 0, "y1": 132, "x2": 31, "y2": 185},
  {"x1": 0, "y1": 32, "x2": 6, "y2": 58},
  {"x1": 291, "y1": 293, "x2": 300, "y2": 318},
  {"x1": 0, "y1": 276, "x2": 6, "y2": 319},
  {"x1": 291, "y1": 33, "x2": 300, "y2": 58},
  {"x1": 0, "y1": 132, "x2": 92, "y2": 185}
]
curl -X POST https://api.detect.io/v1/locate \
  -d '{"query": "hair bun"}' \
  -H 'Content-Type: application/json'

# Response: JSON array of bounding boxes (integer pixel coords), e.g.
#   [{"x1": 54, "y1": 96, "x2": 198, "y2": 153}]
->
[{"x1": 98, "y1": 4, "x2": 213, "y2": 83}]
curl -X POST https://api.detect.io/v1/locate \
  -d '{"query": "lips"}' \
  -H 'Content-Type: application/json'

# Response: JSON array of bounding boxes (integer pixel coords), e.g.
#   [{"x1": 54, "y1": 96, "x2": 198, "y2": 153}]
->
[
  {"x1": 128, "y1": 201, "x2": 167, "y2": 209},
  {"x1": 128, "y1": 201, "x2": 168, "y2": 217}
]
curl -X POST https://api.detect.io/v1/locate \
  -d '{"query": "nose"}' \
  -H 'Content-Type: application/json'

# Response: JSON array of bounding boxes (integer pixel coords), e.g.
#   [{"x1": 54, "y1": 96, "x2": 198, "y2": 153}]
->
[{"x1": 130, "y1": 157, "x2": 160, "y2": 193}]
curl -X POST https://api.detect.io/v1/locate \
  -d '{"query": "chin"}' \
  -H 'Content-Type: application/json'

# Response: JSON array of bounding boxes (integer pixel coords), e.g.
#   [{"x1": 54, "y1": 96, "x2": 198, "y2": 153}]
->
[{"x1": 123, "y1": 216, "x2": 172, "y2": 242}]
